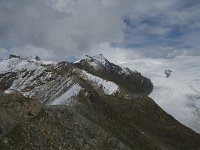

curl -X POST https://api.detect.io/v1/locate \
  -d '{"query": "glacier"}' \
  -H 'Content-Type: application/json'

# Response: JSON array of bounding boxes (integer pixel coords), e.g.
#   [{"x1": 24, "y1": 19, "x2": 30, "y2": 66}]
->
[{"x1": 120, "y1": 56, "x2": 200, "y2": 133}]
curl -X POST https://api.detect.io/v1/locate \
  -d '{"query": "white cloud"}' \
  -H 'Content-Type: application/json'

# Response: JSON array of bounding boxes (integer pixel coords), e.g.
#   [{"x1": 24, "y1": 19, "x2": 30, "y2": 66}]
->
[
  {"x1": 0, "y1": 0, "x2": 200, "y2": 60},
  {"x1": 0, "y1": 0, "x2": 124, "y2": 58},
  {"x1": 0, "y1": 48, "x2": 8, "y2": 60},
  {"x1": 10, "y1": 45, "x2": 56, "y2": 61},
  {"x1": 167, "y1": 48, "x2": 200, "y2": 58},
  {"x1": 86, "y1": 43, "x2": 143, "y2": 64}
]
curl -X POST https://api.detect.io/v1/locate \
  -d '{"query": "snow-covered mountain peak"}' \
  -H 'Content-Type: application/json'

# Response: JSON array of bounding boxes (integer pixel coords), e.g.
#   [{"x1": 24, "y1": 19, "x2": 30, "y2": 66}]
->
[
  {"x1": 83, "y1": 54, "x2": 109, "y2": 68},
  {"x1": 76, "y1": 54, "x2": 134, "y2": 75},
  {"x1": 0, "y1": 55, "x2": 57, "y2": 75},
  {"x1": 0, "y1": 56, "x2": 44, "y2": 74},
  {"x1": 74, "y1": 55, "x2": 153, "y2": 95},
  {"x1": 26, "y1": 55, "x2": 55, "y2": 65},
  {"x1": 90, "y1": 54, "x2": 108, "y2": 64},
  {"x1": 26, "y1": 55, "x2": 41, "y2": 62}
]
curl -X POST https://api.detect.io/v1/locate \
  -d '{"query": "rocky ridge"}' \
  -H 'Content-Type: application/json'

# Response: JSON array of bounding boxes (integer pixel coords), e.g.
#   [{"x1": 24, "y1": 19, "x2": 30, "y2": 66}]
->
[{"x1": 0, "y1": 54, "x2": 200, "y2": 150}]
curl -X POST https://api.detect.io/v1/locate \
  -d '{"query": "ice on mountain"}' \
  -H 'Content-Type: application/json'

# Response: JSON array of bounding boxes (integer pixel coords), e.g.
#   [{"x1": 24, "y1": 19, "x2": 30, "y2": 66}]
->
[
  {"x1": 50, "y1": 83, "x2": 82, "y2": 105},
  {"x1": 120, "y1": 56, "x2": 200, "y2": 133},
  {"x1": 78, "y1": 70, "x2": 119, "y2": 95},
  {"x1": 4, "y1": 89, "x2": 18, "y2": 95}
]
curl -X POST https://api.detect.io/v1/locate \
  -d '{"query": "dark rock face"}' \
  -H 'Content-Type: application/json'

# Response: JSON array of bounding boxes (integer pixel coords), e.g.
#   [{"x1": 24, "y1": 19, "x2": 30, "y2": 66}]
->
[
  {"x1": 0, "y1": 73, "x2": 18, "y2": 90},
  {"x1": 164, "y1": 69, "x2": 173, "y2": 78},
  {"x1": 34, "y1": 56, "x2": 40, "y2": 61},
  {"x1": 9, "y1": 55, "x2": 20, "y2": 59}
]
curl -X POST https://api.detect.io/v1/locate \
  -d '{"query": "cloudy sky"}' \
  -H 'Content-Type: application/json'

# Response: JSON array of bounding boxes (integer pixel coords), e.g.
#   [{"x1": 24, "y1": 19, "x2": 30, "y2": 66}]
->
[{"x1": 0, "y1": 0, "x2": 200, "y2": 61}]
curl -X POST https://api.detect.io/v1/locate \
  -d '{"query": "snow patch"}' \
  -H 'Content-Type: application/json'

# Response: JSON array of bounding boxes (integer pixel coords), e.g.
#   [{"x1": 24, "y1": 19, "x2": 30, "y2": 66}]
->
[
  {"x1": 77, "y1": 54, "x2": 109, "y2": 69},
  {"x1": 91, "y1": 54, "x2": 108, "y2": 65},
  {"x1": 190, "y1": 79, "x2": 200, "y2": 95},
  {"x1": 0, "y1": 58, "x2": 44, "y2": 74},
  {"x1": 121, "y1": 67, "x2": 132, "y2": 75},
  {"x1": 4, "y1": 89, "x2": 16, "y2": 95},
  {"x1": 50, "y1": 83, "x2": 82, "y2": 105},
  {"x1": 79, "y1": 70, "x2": 119, "y2": 95}
]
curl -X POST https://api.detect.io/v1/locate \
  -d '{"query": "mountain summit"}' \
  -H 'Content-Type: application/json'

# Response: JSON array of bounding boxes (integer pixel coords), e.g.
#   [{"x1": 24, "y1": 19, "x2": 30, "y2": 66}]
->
[
  {"x1": 75, "y1": 54, "x2": 153, "y2": 96},
  {"x1": 0, "y1": 55, "x2": 200, "y2": 149}
]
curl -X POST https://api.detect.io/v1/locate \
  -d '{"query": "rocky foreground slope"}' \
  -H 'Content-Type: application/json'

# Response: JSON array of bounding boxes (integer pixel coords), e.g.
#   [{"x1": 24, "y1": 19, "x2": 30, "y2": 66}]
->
[{"x1": 0, "y1": 55, "x2": 200, "y2": 150}]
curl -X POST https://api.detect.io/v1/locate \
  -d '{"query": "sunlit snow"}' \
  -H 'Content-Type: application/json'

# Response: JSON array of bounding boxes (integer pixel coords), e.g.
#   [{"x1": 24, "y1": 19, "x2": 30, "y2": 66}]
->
[
  {"x1": 120, "y1": 56, "x2": 200, "y2": 133},
  {"x1": 79, "y1": 70, "x2": 119, "y2": 95},
  {"x1": 50, "y1": 83, "x2": 82, "y2": 105}
]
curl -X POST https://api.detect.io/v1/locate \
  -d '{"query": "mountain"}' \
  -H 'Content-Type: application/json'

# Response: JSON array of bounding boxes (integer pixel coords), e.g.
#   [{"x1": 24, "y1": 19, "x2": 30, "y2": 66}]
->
[
  {"x1": 0, "y1": 54, "x2": 152, "y2": 105},
  {"x1": 120, "y1": 55, "x2": 200, "y2": 133},
  {"x1": 75, "y1": 54, "x2": 153, "y2": 96},
  {"x1": 0, "y1": 54, "x2": 200, "y2": 150}
]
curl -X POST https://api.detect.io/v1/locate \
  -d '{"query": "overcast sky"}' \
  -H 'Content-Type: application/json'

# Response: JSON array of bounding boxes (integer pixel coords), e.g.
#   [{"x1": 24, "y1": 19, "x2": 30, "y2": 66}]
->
[{"x1": 0, "y1": 0, "x2": 200, "y2": 61}]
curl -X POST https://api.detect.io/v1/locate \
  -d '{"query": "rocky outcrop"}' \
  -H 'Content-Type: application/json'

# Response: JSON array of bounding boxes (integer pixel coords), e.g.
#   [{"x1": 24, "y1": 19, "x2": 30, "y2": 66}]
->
[{"x1": 0, "y1": 90, "x2": 41, "y2": 138}]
